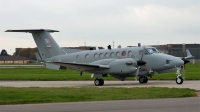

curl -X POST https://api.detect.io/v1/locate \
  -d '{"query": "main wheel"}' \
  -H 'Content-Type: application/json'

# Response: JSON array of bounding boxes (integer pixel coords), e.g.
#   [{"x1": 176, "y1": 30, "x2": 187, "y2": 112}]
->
[
  {"x1": 99, "y1": 79, "x2": 104, "y2": 86},
  {"x1": 139, "y1": 76, "x2": 148, "y2": 83},
  {"x1": 94, "y1": 79, "x2": 100, "y2": 86},
  {"x1": 176, "y1": 76, "x2": 183, "y2": 84},
  {"x1": 94, "y1": 79, "x2": 104, "y2": 86},
  {"x1": 144, "y1": 76, "x2": 148, "y2": 83}
]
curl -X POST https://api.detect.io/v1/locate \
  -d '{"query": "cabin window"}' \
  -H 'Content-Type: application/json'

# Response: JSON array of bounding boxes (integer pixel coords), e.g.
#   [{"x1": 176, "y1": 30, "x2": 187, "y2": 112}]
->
[
  {"x1": 110, "y1": 52, "x2": 115, "y2": 57},
  {"x1": 99, "y1": 53, "x2": 104, "y2": 58},
  {"x1": 105, "y1": 52, "x2": 109, "y2": 57},
  {"x1": 128, "y1": 51, "x2": 132, "y2": 57},
  {"x1": 85, "y1": 54, "x2": 89, "y2": 59},
  {"x1": 121, "y1": 51, "x2": 126, "y2": 56},
  {"x1": 116, "y1": 52, "x2": 120, "y2": 57},
  {"x1": 94, "y1": 53, "x2": 98, "y2": 58}
]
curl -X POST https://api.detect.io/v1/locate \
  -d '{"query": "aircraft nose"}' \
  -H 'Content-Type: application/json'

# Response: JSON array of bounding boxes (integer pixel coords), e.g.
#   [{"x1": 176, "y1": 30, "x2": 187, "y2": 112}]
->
[{"x1": 173, "y1": 58, "x2": 184, "y2": 67}]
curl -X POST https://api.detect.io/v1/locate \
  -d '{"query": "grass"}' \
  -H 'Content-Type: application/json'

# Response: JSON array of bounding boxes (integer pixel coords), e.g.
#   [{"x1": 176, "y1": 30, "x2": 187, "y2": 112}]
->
[
  {"x1": 0, "y1": 63, "x2": 44, "y2": 65},
  {"x1": 0, "y1": 62, "x2": 199, "y2": 81},
  {"x1": 0, "y1": 87, "x2": 197, "y2": 105},
  {"x1": 0, "y1": 68, "x2": 113, "y2": 80}
]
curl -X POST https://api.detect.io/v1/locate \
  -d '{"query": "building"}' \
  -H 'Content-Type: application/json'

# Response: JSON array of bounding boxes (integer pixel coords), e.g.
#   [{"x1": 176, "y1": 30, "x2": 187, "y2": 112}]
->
[
  {"x1": 0, "y1": 56, "x2": 31, "y2": 64},
  {"x1": 151, "y1": 44, "x2": 200, "y2": 59}
]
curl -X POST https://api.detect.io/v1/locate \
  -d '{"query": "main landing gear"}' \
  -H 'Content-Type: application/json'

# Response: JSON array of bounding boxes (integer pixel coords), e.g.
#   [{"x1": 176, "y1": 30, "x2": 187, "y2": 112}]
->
[
  {"x1": 176, "y1": 67, "x2": 184, "y2": 84},
  {"x1": 94, "y1": 78, "x2": 104, "y2": 86},
  {"x1": 139, "y1": 76, "x2": 148, "y2": 83}
]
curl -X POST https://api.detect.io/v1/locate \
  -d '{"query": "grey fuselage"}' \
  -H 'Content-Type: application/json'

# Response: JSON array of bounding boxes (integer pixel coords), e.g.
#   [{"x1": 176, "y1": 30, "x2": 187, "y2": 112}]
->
[{"x1": 49, "y1": 46, "x2": 183, "y2": 78}]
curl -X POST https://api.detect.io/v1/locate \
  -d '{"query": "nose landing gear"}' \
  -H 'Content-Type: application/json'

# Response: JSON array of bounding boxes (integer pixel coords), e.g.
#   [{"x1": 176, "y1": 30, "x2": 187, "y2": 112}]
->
[{"x1": 176, "y1": 67, "x2": 183, "y2": 84}]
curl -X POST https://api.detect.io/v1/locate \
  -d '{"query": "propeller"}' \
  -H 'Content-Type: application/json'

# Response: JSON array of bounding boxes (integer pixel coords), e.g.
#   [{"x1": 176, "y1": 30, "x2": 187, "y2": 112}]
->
[
  {"x1": 131, "y1": 46, "x2": 147, "y2": 79},
  {"x1": 182, "y1": 58, "x2": 190, "y2": 64},
  {"x1": 180, "y1": 48, "x2": 191, "y2": 80}
]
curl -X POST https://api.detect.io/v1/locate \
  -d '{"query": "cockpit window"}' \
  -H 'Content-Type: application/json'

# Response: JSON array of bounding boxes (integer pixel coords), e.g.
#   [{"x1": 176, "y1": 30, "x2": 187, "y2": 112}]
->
[{"x1": 146, "y1": 48, "x2": 159, "y2": 54}]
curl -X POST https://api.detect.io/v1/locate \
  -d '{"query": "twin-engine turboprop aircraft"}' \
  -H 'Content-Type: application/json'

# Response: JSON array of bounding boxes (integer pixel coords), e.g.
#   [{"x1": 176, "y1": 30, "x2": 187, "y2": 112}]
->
[{"x1": 6, "y1": 29, "x2": 194, "y2": 86}]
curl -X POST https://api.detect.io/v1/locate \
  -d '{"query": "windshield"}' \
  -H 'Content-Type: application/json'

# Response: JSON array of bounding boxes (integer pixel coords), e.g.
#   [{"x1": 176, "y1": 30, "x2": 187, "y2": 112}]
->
[{"x1": 146, "y1": 48, "x2": 160, "y2": 54}]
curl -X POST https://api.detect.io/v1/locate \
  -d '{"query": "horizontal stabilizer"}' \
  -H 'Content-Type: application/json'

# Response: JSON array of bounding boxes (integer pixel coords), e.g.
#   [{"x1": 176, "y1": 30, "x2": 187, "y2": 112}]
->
[
  {"x1": 5, "y1": 29, "x2": 59, "y2": 33},
  {"x1": 47, "y1": 62, "x2": 110, "y2": 71}
]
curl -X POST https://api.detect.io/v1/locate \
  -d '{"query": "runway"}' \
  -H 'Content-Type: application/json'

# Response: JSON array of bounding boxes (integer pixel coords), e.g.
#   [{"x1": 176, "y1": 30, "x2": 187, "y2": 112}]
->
[
  {"x1": 0, "y1": 80, "x2": 200, "y2": 90},
  {"x1": 1, "y1": 97, "x2": 200, "y2": 112}
]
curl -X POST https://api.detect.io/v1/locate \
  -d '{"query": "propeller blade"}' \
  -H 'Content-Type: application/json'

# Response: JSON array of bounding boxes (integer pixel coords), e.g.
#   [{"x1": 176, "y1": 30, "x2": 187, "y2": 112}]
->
[
  {"x1": 193, "y1": 59, "x2": 195, "y2": 64},
  {"x1": 182, "y1": 65, "x2": 185, "y2": 80},
  {"x1": 131, "y1": 54, "x2": 139, "y2": 61},
  {"x1": 134, "y1": 66, "x2": 140, "y2": 80},
  {"x1": 140, "y1": 46, "x2": 146, "y2": 60}
]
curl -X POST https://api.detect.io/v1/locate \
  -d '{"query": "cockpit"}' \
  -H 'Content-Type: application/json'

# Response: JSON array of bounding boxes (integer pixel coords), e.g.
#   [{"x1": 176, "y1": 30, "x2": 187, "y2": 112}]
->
[
  {"x1": 139, "y1": 47, "x2": 160, "y2": 55},
  {"x1": 146, "y1": 47, "x2": 160, "y2": 54}
]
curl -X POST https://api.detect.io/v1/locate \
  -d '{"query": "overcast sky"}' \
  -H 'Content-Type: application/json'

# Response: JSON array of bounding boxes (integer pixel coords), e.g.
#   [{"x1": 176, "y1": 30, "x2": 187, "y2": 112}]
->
[{"x1": 0, "y1": 0, "x2": 199, "y2": 54}]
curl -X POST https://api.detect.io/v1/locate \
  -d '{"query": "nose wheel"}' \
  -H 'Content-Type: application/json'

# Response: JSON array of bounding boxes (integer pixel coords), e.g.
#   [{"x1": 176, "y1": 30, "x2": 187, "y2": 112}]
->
[
  {"x1": 94, "y1": 78, "x2": 104, "y2": 86},
  {"x1": 176, "y1": 76, "x2": 183, "y2": 84}
]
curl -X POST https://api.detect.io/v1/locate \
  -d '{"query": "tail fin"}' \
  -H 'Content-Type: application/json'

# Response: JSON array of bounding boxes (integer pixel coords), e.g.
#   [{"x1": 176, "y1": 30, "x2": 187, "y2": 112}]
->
[
  {"x1": 5, "y1": 29, "x2": 63, "y2": 59},
  {"x1": 185, "y1": 49, "x2": 194, "y2": 59}
]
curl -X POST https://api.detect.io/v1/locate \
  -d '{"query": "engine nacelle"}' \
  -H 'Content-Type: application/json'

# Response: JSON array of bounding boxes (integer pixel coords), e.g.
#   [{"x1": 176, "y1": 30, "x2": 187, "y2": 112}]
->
[{"x1": 106, "y1": 58, "x2": 137, "y2": 74}]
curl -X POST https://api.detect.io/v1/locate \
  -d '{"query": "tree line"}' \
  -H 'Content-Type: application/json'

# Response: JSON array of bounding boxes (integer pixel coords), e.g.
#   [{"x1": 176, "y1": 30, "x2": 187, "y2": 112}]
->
[{"x1": 1, "y1": 48, "x2": 39, "y2": 60}]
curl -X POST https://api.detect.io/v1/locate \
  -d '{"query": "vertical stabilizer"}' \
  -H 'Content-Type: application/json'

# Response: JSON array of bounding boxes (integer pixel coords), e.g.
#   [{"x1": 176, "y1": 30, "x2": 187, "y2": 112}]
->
[{"x1": 5, "y1": 29, "x2": 63, "y2": 59}]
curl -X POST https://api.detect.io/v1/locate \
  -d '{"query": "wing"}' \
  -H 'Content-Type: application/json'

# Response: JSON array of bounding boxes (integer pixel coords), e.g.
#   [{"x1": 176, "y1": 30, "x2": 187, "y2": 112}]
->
[{"x1": 47, "y1": 62, "x2": 110, "y2": 71}]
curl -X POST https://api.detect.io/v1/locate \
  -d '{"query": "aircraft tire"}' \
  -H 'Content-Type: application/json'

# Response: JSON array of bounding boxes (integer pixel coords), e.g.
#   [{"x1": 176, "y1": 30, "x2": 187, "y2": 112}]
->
[
  {"x1": 139, "y1": 76, "x2": 148, "y2": 83},
  {"x1": 144, "y1": 76, "x2": 148, "y2": 83},
  {"x1": 99, "y1": 79, "x2": 104, "y2": 86},
  {"x1": 94, "y1": 79, "x2": 100, "y2": 86},
  {"x1": 139, "y1": 76, "x2": 144, "y2": 83},
  {"x1": 94, "y1": 79, "x2": 104, "y2": 86},
  {"x1": 176, "y1": 76, "x2": 183, "y2": 84}
]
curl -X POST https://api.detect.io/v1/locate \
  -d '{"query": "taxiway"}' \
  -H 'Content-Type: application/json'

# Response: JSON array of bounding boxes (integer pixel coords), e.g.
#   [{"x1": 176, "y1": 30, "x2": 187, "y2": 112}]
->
[
  {"x1": 0, "y1": 80, "x2": 199, "y2": 112},
  {"x1": 0, "y1": 80, "x2": 200, "y2": 90},
  {"x1": 0, "y1": 97, "x2": 199, "y2": 112}
]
